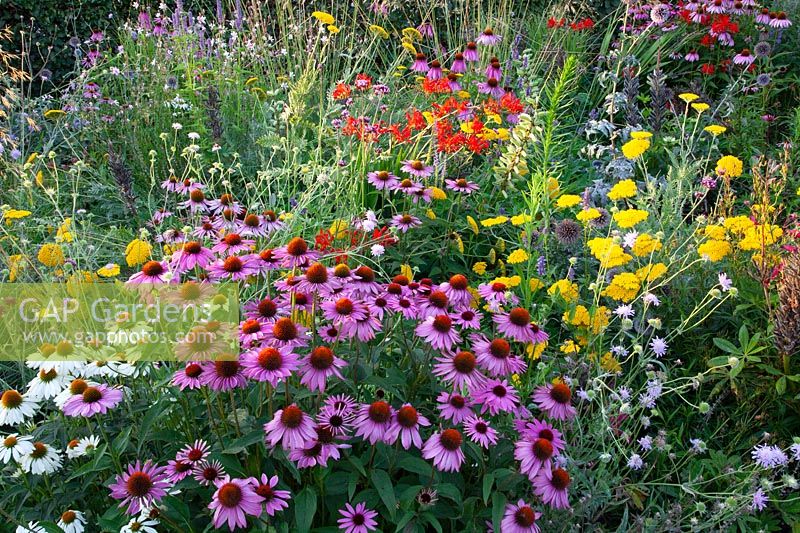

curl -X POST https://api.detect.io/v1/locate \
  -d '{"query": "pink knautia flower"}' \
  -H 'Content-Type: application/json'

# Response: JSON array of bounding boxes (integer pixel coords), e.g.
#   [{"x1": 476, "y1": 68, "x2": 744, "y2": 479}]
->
[
  {"x1": 387, "y1": 404, "x2": 431, "y2": 450},
  {"x1": 463, "y1": 41, "x2": 479, "y2": 61},
  {"x1": 367, "y1": 170, "x2": 399, "y2": 190},
  {"x1": 264, "y1": 317, "x2": 309, "y2": 348},
  {"x1": 450, "y1": 52, "x2": 467, "y2": 73},
  {"x1": 274, "y1": 237, "x2": 320, "y2": 268},
  {"x1": 439, "y1": 274, "x2": 473, "y2": 307},
  {"x1": 519, "y1": 419, "x2": 567, "y2": 455},
  {"x1": 400, "y1": 159, "x2": 435, "y2": 178},
  {"x1": 416, "y1": 289, "x2": 450, "y2": 318},
  {"x1": 412, "y1": 52, "x2": 429, "y2": 72},
  {"x1": 485, "y1": 58, "x2": 502, "y2": 80},
  {"x1": 493, "y1": 307, "x2": 547, "y2": 343},
  {"x1": 338, "y1": 502, "x2": 379, "y2": 533},
  {"x1": 433, "y1": 350, "x2": 488, "y2": 390},
  {"x1": 318, "y1": 404, "x2": 355, "y2": 437},
  {"x1": 501, "y1": 499, "x2": 542, "y2": 533},
  {"x1": 249, "y1": 474, "x2": 291, "y2": 516},
  {"x1": 127, "y1": 261, "x2": 174, "y2": 284},
  {"x1": 453, "y1": 307, "x2": 482, "y2": 329},
  {"x1": 207, "y1": 255, "x2": 259, "y2": 281},
  {"x1": 244, "y1": 297, "x2": 284, "y2": 323},
  {"x1": 209, "y1": 476, "x2": 264, "y2": 531},
  {"x1": 464, "y1": 415, "x2": 499, "y2": 448},
  {"x1": 171, "y1": 241, "x2": 215, "y2": 272},
  {"x1": 422, "y1": 429, "x2": 465, "y2": 472},
  {"x1": 474, "y1": 379, "x2": 520, "y2": 415},
  {"x1": 394, "y1": 178, "x2": 425, "y2": 195},
  {"x1": 211, "y1": 233, "x2": 254, "y2": 256},
  {"x1": 426, "y1": 60, "x2": 444, "y2": 80},
  {"x1": 177, "y1": 439, "x2": 210, "y2": 464},
  {"x1": 410, "y1": 187, "x2": 434, "y2": 204},
  {"x1": 476, "y1": 77, "x2": 505, "y2": 98},
  {"x1": 295, "y1": 262, "x2": 336, "y2": 296},
  {"x1": 241, "y1": 345, "x2": 299, "y2": 386},
  {"x1": 109, "y1": 460, "x2": 171, "y2": 515},
  {"x1": 165, "y1": 458, "x2": 193, "y2": 483},
  {"x1": 684, "y1": 50, "x2": 700, "y2": 62},
  {"x1": 770, "y1": 11, "x2": 792, "y2": 28},
  {"x1": 201, "y1": 360, "x2": 248, "y2": 391},
  {"x1": 445, "y1": 177, "x2": 480, "y2": 194},
  {"x1": 264, "y1": 404, "x2": 317, "y2": 449},
  {"x1": 471, "y1": 334, "x2": 527, "y2": 376},
  {"x1": 476, "y1": 27, "x2": 501, "y2": 45},
  {"x1": 193, "y1": 459, "x2": 227, "y2": 486},
  {"x1": 515, "y1": 435, "x2": 556, "y2": 481},
  {"x1": 436, "y1": 391, "x2": 474, "y2": 423},
  {"x1": 415, "y1": 315, "x2": 461, "y2": 352},
  {"x1": 534, "y1": 467, "x2": 571, "y2": 509},
  {"x1": 299, "y1": 346, "x2": 346, "y2": 392},
  {"x1": 179, "y1": 188, "x2": 210, "y2": 213},
  {"x1": 322, "y1": 296, "x2": 367, "y2": 323},
  {"x1": 388, "y1": 295, "x2": 418, "y2": 319},
  {"x1": 237, "y1": 213, "x2": 270, "y2": 237},
  {"x1": 391, "y1": 214, "x2": 422, "y2": 232},
  {"x1": 354, "y1": 401, "x2": 395, "y2": 444},
  {"x1": 532, "y1": 383, "x2": 577, "y2": 420},
  {"x1": 239, "y1": 318, "x2": 267, "y2": 347},
  {"x1": 62, "y1": 384, "x2": 123, "y2": 417}
]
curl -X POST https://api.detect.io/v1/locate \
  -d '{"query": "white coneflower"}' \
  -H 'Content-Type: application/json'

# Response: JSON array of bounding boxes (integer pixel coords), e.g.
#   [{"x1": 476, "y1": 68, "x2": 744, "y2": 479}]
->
[
  {"x1": 0, "y1": 434, "x2": 35, "y2": 463},
  {"x1": 20, "y1": 441, "x2": 63, "y2": 474},
  {"x1": 27, "y1": 367, "x2": 69, "y2": 400},
  {"x1": 75, "y1": 435, "x2": 102, "y2": 457},
  {"x1": 0, "y1": 389, "x2": 39, "y2": 426},
  {"x1": 15, "y1": 522, "x2": 46, "y2": 533},
  {"x1": 57, "y1": 510, "x2": 87, "y2": 533},
  {"x1": 121, "y1": 517, "x2": 159, "y2": 533}
]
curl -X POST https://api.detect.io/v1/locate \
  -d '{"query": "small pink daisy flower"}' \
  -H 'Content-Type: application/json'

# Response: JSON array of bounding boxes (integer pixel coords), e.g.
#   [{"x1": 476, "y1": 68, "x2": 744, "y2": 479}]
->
[
  {"x1": 249, "y1": 474, "x2": 291, "y2": 516},
  {"x1": 337, "y1": 502, "x2": 379, "y2": 533},
  {"x1": 390, "y1": 214, "x2": 422, "y2": 233},
  {"x1": 453, "y1": 308, "x2": 482, "y2": 329},
  {"x1": 464, "y1": 415, "x2": 499, "y2": 448},
  {"x1": 415, "y1": 315, "x2": 461, "y2": 352},
  {"x1": 62, "y1": 384, "x2": 123, "y2": 417},
  {"x1": 534, "y1": 467, "x2": 571, "y2": 509},
  {"x1": 165, "y1": 459, "x2": 193, "y2": 483},
  {"x1": 209, "y1": 476, "x2": 264, "y2": 530},
  {"x1": 422, "y1": 429, "x2": 465, "y2": 472},
  {"x1": 501, "y1": 499, "x2": 542, "y2": 533},
  {"x1": 193, "y1": 459, "x2": 226, "y2": 486},
  {"x1": 299, "y1": 346, "x2": 346, "y2": 392},
  {"x1": 477, "y1": 77, "x2": 504, "y2": 98},
  {"x1": 532, "y1": 383, "x2": 577, "y2": 420},
  {"x1": 264, "y1": 404, "x2": 317, "y2": 449},
  {"x1": 387, "y1": 404, "x2": 431, "y2": 450},
  {"x1": 109, "y1": 460, "x2": 171, "y2": 515},
  {"x1": 445, "y1": 177, "x2": 479, "y2": 194}
]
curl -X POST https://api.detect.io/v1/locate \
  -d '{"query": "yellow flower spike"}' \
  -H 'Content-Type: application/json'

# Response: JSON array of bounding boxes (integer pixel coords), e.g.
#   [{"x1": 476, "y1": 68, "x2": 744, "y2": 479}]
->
[{"x1": 466, "y1": 216, "x2": 479, "y2": 235}]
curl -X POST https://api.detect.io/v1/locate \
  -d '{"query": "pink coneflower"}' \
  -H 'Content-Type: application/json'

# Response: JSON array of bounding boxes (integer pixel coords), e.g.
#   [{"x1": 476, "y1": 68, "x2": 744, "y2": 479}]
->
[
  {"x1": 239, "y1": 318, "x2": 267, "y2": 347},
  {"x1": 412, "y1": 52, "x2": 429, "y2": 72},
  {"x1": 415, "y1": 315, "x2": 461, "y2": 352},
  {"x1": 244, "y1": 297, "x2": 283, "y2": 323},
  {"x1": 436, "y1": 391, "x2": 473, "y2": 423},
  {"x1": 485, "y1": 58, "x2": 502, "y2": 79},
  {"x1": 354, "y1": 401, "x2": 394, "y2": 444},
  {"x1": 390, "y1": 214, "x2": 422, "y2": 232},
  {"x1": 433, "y1": 350, "x2": 487, "y2": 390},
  {"x1": 208, "y1": 193, "x2": 244, "y2": 215},
  {"x1": 519, "y1": 418, "x2": 567, "y2": 455},
  {"x1": 471, "y1": 335, "x2": 527, "y2": 376},
  {"x1": 367, "y1": 170, "x2": 399, "y2": 190},
  {"x1": 241, "y1": 345, "x2": 299, "y2": 386},
  {"x1": 534, "y1": 468, "x2": 571, "y2": 509},
  {"x1": 161, "y1": 175, "x2": 181, "y2": 192},
  {"x1": 410, "y1": 187, "x2": 433, "y2": 204},
  {"x1": 532, "y1": 383, "x2": 577, "y2": 420},
  {"x1": 202, "y1": 359, "x2": 247, "y2": 391},
  {"x1": 265, "y1": 317, "x2": 309, "y2": 348},
  {"x1": 400, "y1": 159, "x2": 434, "y2": 178},
  {"x1": 179, "y1": 188, "x2": 210, "y2": 213},
  {"x1": 250, "y1": 474, "x2": 291, "y2": 516},
  {"x1": 450, "y1": 52, "x2": 466, "y2": 72},
  {"x1": 165, "y1": 458, "x2": 193, "y2": 482},
  {"x1": 211, "y1": 233, "x2": 254, "y2": 256},
  {"x1": 274, "y1": 237, "x2": 320, "y2": 268},
  {"x1": 388, "y1": 295, "x2": 418, "y2": 319},
  {"x1": 349, "y1": 266, "x2": 382, "y2": 298},
  {"x1": 684, "y1": 50, "x2": 699, "y2": 62},
  {"x1": 207, "y1": 255, "x2": 259, "y2": 281},
  {"x1": 178, "y1": 439, "x2": 210, "y2": 464},
  {"x1": 422, "y1": 429, "x2": 465, "y2": 472},
  {"x1": 387, "y1": 404, "x2": 430, "y2": 450},
  {"x1": 367, "y1": 294, "x2": 389, "y2": 319},
  {"x1": 193, "y1": 459, "x2": 227, "y2": 486},
  {"x1": 171, "y1": 241, "x2": 215, "y2": 272},
  {"x1": 476, "y1": 27, "x2": 501, "y2": 45},
  {"x1": 337, "y1": 502, "x2": 379, "y2": 533},
  {"x1": 446, "y1": 72, "x2": 462, "y2": 92},
  {"x1": 463, "y1": 41, "x2": 479, "y2": 61},
  {"x1": 453, "y1": 307, "x2": 482, "y2": 329},
  {"x1": 193, "y1": 219, "x2": 219, "y2": 239},
  {"x1": 109, "y1": 460, "x2": 171, "y2": 515},
  {"x1": 427, "y1": 60, "x2": 443, "y2": 80},
  {"x1": 756, "y1": 8, "x2": 770, "y2": 24},
  {"x1": 62, "y1": 384, "x2": 123, "y2": 417},
  {"x1": 769, "y1": 11, "x2": 791, "y2": 28},
  {"x1": 127, "y1": 260, "x2": 173, "y2": 284},
  {"x1": 319, "y1": 324, "x2": 343, "y2": 342},
  {"x1": 209, "y1": 477, "x2": 264, "y2": 530},
  {"x1": 299, "y1": 346, "x2": 346, "y2": 392},
  {"x1": 514, "y1": 436, "x2": 555, "y2": 481},
  {"x1": 325, "y1": 393, "x2": 358, "y2": 414},
  {"x1": 238, "y1": 212, "x2": 269, "y2": 237},
  {"x1": 445, "y1": 177, "x2": 479, "y2": 194},
  {"x1": 264, "y1": 404, "x2": 317, "y2": 449},
  {"x1": 394, "y1": 178, "x2": 424, "y2": 195},
  {"x1": 733, "y1": 48, "x2": 755, "y2": 66},
  {"x1": 322, "y1": 296, "x2": 368, "y2": 323},
  {"x1": 261, "y1": 210, "x2": 286, "y2": 234},
  {"x1": 464, "y1": 415, "x2": 498, "y2": 448},
  {"x1": 707, "y1": 0, "x2": 726, "y2": 13},
  {"x1": 296, "y1": 262, "x2": 336, "y2": 295},
  {"x1": 439, "y1": 274, "x2": 473, "y2": 307},
  {"x1": 318, "y1": 404, "x2": 355, "y2": 437},
  {"x1": 501, "y1": 499, "x2": 541, "y2": 533},
  {"x1": 478, "y1": 281, "x2": 519, "y2": 310},
  {"x1": 493, "y1": 308, "x2": 544, "y2": 343},
  {"x1": 417, "y1": 289, "x2": 450, "y2": 318},
  {"x1": 474, "y1": 379, "x2": 520, "y2": 415},
  {"x1": 477, "y1": 77, "x2": 504, "y2": 98}
]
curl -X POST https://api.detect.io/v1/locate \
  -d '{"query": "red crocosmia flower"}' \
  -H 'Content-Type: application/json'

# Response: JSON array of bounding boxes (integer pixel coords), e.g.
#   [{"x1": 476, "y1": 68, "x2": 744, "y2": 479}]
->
[
  {"x1": 406, "y1": 110, "x2": 426, "y2": 130},
  {"x1": 701, "y1": 63, "x2": 716, "y2": 75},
  {"x1": 315, "y1": 230, "x2": 334, "y2": 251},
  {"x1": 390, "y1": 124, "x2": 412, "y2": 143},
  {"x1": 332, "y1": 83, "x2": 351, "y2": 100},
  {"x1": 500, "y1": 92, "x2": 524, "y2": 114},
  {"x1": 422, "y1": 78, "x2": 451, "y2": 94},
  {"x1": 547, "y1": 17, "x2": 565, "y2": 28},
  {"x1": 483, "y1": 98, "x2": 501, "y2": 115},
  {"x1": 467, "y1": 135, "x2": 490, "y2": 154}
]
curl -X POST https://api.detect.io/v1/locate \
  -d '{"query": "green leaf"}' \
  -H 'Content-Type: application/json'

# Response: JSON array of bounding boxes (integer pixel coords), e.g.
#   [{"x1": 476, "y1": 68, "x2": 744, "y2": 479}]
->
[
  {"x1": 491, "y1": 492, "x2": 507, "y2": 533},
  {"x1": 294, "y1": 487, "x2": 317, "y2": 532},
  {"x1": 372, "y1": 469, "x2": 397, "y2": 519},
  {"x1": 777, "y1": 376, "x2": 787, "y2": 395},
  {"x1": 482, "y1": 473, "x2": 494, "y2": 504},
  {"x1": 397, "y1": 454, "x2": 433, "y2": 477},
  {"x1": 713, "y1": 338, "x2": 740, "y2": 355}
]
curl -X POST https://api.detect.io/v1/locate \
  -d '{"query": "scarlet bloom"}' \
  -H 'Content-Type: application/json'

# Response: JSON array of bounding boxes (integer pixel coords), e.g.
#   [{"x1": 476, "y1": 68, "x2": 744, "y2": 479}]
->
[
  {"x1": 354, "y1": 73, "x2": 372, "y2": 90},
  {"x1": 701, "y1": 63, "x2": 716, "y2": 75},
  {"x1": 406, "y1": 109, "x2": 426, "y2": 130},
  {"x1": 547, "y1": 17, "x2": 565, "y2": 28},
  {"x1": 332, "y1": 83, "x2": 351, "y2": 100},
  {"x1": 422, "y1": 77, "x2": 451, "y2": 94}
]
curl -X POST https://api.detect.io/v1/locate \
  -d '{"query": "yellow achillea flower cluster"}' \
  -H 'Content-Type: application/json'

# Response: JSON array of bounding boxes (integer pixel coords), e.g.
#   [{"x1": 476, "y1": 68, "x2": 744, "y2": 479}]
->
[
  {"x1": 529, "y1": 278, "x2": 543, "y2": 292},
  {"x1": 507, "y1": 249, "x2": 529, "y2": 264},
  {"x1": 560, "y1": 340, "x2": 581, "y2": 354},
  {"x1": 704, "y1": 125, "x2": 727, "y2": 136},
  {"x1": 563, "y1": 305, "x2": 609, "y2": 334},
  {"x1": 607, "y1": 179, "x2": 637, "y2": 201},
  {"x1": 430, "y1": 187, "x2": 447, "y2": 200},
  {"x1": 613, "y1": 209, "x2": 649, "y2": 229},
  {"x1": 510, "y1": 214, "x2": 532, "y2": 226},
  {"x1": 312, "y1": 11, "x2": 335, "y2": 25},
  {"x1": 587, "y1": 237, "x2": 632, "y2": 268},
  {"x1": 621, "y1": 138, "x2": 650, "y2": 159},
  {"x1": 703, "y1": 224, "x2": 726, "y2": 240},
  {"x1": 2, "y1": 209, "x2": 32, "y2": 224},
  {"x1": 576, "y1": 208, "x2": 601, "y2": 224},
  {"x1": 678, "y1": 93, "x2": 700, "y2": 103},
  {"x1": 697, "y1": 239, "x2": 732, "y2": 262},
  {"x1": 491, "y1": 275, "x2": 522, "y2": 287},
  {"x1": 723, "y1": 216, "x2": 754, "y2": 235},
  {"x1": 481, "y1": 216, "x2": 508, "y2": 227},
  {"x1": 548, "y1": 279, "x2": 579, "y2": 302},
  {"x1": 56, "y1": 218, "x2": 74, "y2": 243},
  {"x1": 472, "y1": 262, "x2": 487, "y2": 275},
  {"x1": 601, "y1": 272, "x2": 641, "y2": 302},
  {"x1": 125, "y1": 239, "x2": 153, "y2": 266},
  {"x1": 97, "y1": 263, "x2": 121, "y2": 277},
  {"x1": 738, "y1": 225, "x2": 784, "y2": 250},
  {"x1": 715, "y1": 155, "x2": 744, "y2": 178},
  {"x1": 38, "y1": 243, "x2": 65, "y2": 267},
  {"x1": 632, "y1": 234, "x2": 662, "y2": 257},
  {"x1": 600, "y1": 352, "x2": 622, "y2": 373},
  {"x1": 691, "y1": 103, "x2": 710, "y2": 113},
  {"x1": 636, "y1": 262, "x2": 668, "y2": 283},
  {"x1": 556, "y1": 194, "x2": 582, "y2": 208},
  {"x1": 369, "y1": 24, "x2": 390, "y2": 39}
]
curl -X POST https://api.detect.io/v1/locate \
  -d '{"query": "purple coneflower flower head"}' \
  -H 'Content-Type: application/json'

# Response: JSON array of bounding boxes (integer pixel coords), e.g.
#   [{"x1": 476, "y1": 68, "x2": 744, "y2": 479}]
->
[
  {"x1": 463, "y1": 41, "x2": 479, "y2": 61},
  {"x1": 209, "y1": 476, "x2": 264, "y2": 530},
  {"x1": 471, "y1": 335, "x2": 527, "y2": 376},
  {"x1": 450, "y1": 52, "x2": 466, "y2": 72},
  {"x1": 391, "y1": 213, "x2": 422, "y2": 232},
  {"x1": 733, "y1": 48, "x2": 755, "y2": 65},
  {"x1": 249, "y1": 474, "x2": 291, "y2": 516},
  {"x1": 464, "y1": 415, "x2": 498, "y2": 448},
  {"x1": 299, "y1": 346, "x2": 346, "y2": 392},
  {"x1": 534, "y1": 468, "x2": 571, "y2": 509},
  {"x1": 426, "y1": 60, "x2": 443, "y2": 80},
  {"x1": 367, "y1": 170, "x2": 399, "y2": 190},
  {"x1": 394, "y1": 178, "x2": 424, "y2": 195},
  {"x1": 261, "y1": 210, "x2": 286, "y2": 234},
  {"x1": 493, "y1": 307, "x2": 547, "y2": 343},
  {"x1": 202, "y1": 359, "x2": 247, "y2": 391},
  {"x1": 436, "y1": 391, "x2": 473, "y2": 423},
  {"x1": 345, "y1": 310, "x2": 383, "y2": 342},
  {"x1": 388, "y1": 404, "x2": 431, "y2": 449},
  {"x1": 127, "y1": 260, "x2": 174, "y2": 284},
  {"x1": 211, "y1": 232, "x2": 254, "y2": 256},
  {"x1": 109, "y1": 460, "x2": 171, "y2": 515},
  {"x1": 474, "y1": 379, "x2": 520, "y2": 415},
  {"x1": 180, "y1": 188, "x2": 210, "y2": 213},
  {"x1": 477, "y1": 77, "x2": 504, "y2": 98},
  {"x1": 354, "y1": 400, "x2": 395, "y2": 444},
  {"x1": 685, "y1": 50, "x2": 699, "y2": 62},
  {"x1": 274, "y1": 237, "x2": 319, "y2": 268},
  {"x1": 62, "y1": 384, "x2": 123, "y2": 417},
  {"x1": 422, "y1": 429, "x2": 465, "y2": 472},
  {"x1": 401, "y1": 159, "x2": 434, "y2": 178},
  {"x1": 485, "y1": 58, "x2": 502, "y2": 80},
  {"x1": 515, "y1": 434, "x2": 556, "y2": 481},
  {"x1": 171, "y1": 241, "x2": 215, "y2": 272},
  {"x1": 166, "y1": 458, "x2": 193, "y2": 483},
  {"x1": 433, "y1": 350, "x2": 487, "y2": 390},
  {"x1": 337, "y1": 502, "x2": 379, "y2": 533},
  {"x1": 476, "y1": 27, "x2": 501, "y2": 46},
  {"x1": 417, "y1": 289, "x2": 450, "y2": 318},
  {"x1": 439, "y1": 274, "x2": 473, "y2": 307},
  {"x1": 415, "y1": 315, "x2": 461, "y2": 352},
  {"x1": 241, "y1": 344, "x2": 299, "y2": 386},
  {"x1": 348, "y1": 265, "x2": 382, "y2": 298},
  {"x1": 237, "y1": 212, "x2": 269, "y2": 237},
  {"x1": 193, "y1": 459, "x2": 226, "y2": 486},
  {"x1": 519, "y1": 418, "x2": 566, "y2": 454},
  {"x1": 177, "y1": 439, "x2": 210, "y2": 464},
  {"x1": 501, "y1": 499, "x2": 542, "y2": 533},
  {"x1": 264, "y1": 404, "x2": 317, "y2": 450},
  {"x1": 318, "y1": 404, "x2": 355, "y2": 437},
  {"x1": 532, "y1": 383, "x2": 577, "y2": 420},
  {"x1": 446, "y1": 72, "x2": 462, "y2": 92},
  {"x1": 453, "y1": 307, "x2": 482, "y2": 329},
  {"x1": 769, "y1": 11, "x2": 791, "y2": 28},
  {"x1": 263, "y1": 317, "x2": 308, "y2": 348},
  {"x1": 207, "y1": 254, "x2": 259, "y2": 281},
  {"x1": 321, "y1": 296, "x2": 368, "y2": 323},
  {"x1": 412, "y1": 53, "x2": 429, "y2": 72},
  {"x1": 295, "y1": 262, "x2": 336, "y2": 296},
  {"x1": 445, "y1": 177, "x2": 479, "y2": 194}
]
